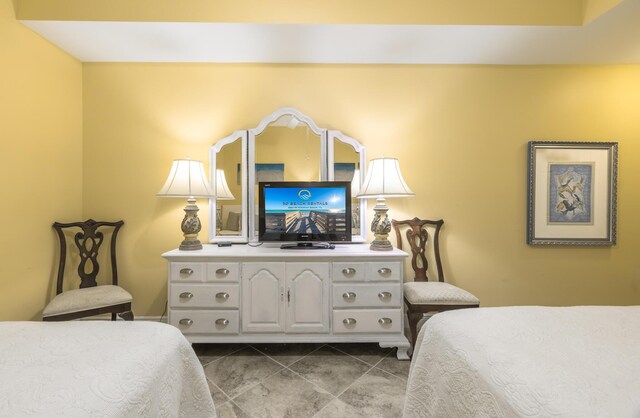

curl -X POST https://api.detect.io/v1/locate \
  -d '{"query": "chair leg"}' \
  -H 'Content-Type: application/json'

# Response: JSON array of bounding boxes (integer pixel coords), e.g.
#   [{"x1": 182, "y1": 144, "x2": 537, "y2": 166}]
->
[
  {"x1": 407, "y1": 310, "x2": 422, "y2": 354},
  {"x1": 111, "y1": 313, "x2": 117, "y2": 321},
  {"x1": 118, "y1": 311, "x2": 134, "y2": 321}
]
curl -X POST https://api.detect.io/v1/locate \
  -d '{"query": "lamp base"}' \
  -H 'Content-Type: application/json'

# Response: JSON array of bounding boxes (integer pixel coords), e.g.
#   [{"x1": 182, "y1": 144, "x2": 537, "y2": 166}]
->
[
  {"x1": 369, "y1": 197, "x2": 393, "y2": 251},
  {"x1": 370, "y1": 234, "x2": 393, "y2": 251},
  {"x1": 179, "y1": 199, "x2": 203, "y2": 251},
  {"x1": 179, "y1": 238, "x2": 203, "y2": 251}
]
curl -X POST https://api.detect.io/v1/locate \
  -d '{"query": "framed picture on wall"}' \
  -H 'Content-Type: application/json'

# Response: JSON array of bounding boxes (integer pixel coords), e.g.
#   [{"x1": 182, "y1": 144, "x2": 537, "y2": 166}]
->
[
  {"x1": 256, "y1": 163, "x2": 284, "y2": 183},
  {"x1": 527, "y1": 141, "x2": 618, "y2": 245}
]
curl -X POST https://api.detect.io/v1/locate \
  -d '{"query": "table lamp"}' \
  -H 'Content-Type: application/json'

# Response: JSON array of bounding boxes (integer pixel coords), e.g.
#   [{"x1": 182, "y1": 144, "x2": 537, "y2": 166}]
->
[
  {"x1": 350, "y1": 168, "x2": 361, "y2": 197},
  {"x1": 157, "y1": 158, "x2": 214, "y2": 250},
  {"x1": 356, "y1": 157, "x2": 414, "y2": 251}
]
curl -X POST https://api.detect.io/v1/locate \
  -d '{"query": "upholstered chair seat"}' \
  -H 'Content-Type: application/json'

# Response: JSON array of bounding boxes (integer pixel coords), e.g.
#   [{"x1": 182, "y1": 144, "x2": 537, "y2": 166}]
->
[
  {"x1": 43, "y1": 285, "x2": 132, "y2": 318},
  {"x1": 404, "y1": 282, "x2": 479, "y2": 306}
]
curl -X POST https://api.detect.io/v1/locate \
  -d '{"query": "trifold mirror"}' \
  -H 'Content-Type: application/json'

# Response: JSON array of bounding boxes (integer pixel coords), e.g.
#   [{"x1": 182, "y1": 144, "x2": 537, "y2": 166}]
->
[{"x1": 209, "y1": 108, "x2": 367, "y2": 243}]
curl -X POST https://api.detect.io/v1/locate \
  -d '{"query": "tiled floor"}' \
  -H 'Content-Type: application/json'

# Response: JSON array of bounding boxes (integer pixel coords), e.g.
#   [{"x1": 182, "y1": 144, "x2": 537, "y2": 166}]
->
[{"x1": 194, "y1": 342, "x2": 410, "y2": 418}]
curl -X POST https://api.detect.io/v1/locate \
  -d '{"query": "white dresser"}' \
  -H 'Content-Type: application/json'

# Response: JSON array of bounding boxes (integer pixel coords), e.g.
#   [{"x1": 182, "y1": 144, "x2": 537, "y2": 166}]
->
[{"x1": 162, "y1": 243, "x2": 410, "y2": 359}]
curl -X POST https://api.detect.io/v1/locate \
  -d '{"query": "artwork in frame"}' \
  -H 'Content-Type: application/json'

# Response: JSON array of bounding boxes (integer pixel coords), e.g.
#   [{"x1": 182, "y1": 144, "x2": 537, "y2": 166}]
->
[
  {"x1": 334, "y1": 162, "x2": 356, "y2": 182},
  {"x1": 239, "y1": 163, "x2": 285, "y2": 184},
  {"x1": 256, "y1": 163, "x2": 284, "y2": 183},
  {"x1": 527, "y1": 141, "x2": 618, "y2": 245}
]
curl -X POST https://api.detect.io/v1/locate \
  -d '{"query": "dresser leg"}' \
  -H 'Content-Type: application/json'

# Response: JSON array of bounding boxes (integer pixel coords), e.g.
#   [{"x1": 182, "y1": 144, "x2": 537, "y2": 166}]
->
[
  {"x1": 379, "y1": 340, "x2": 411, "y2": 361},
  {"x1": 396, "y1": 346, "x2": 410, "y2": 361}
]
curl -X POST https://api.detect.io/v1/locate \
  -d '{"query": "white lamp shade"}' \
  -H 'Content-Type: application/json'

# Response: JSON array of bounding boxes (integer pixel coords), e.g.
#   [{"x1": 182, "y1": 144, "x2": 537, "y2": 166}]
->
[
  {"x1": 350, "y1": 168, "x2": 361, "y2": 197},
  {"x1": 157, "y1": 159, "x2": 214, "y2": 198},
  {"x1": 356, "y1": 157, "x2": 414, "y2": 198},
  {"x1": 215, "y1": 169, "x2": 235, "y2": 200}
]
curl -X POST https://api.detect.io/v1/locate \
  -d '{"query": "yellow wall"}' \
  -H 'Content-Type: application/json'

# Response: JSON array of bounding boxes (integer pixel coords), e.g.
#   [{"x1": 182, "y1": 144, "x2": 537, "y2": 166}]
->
[
  {"x1": 17, "y1": 0, "x2": 584, "y2": 26},
  {"x1": 3, "y1": 0, "x2": 637, "y2": 322},
  {"x1": 0, "y1": 0, "x2": 82, "y2": 320},
  {"x1": 82, "y1": 63, "x2": 640, "y2": 316},
  {"x1": 583, "y1": 0, "x2": 624, "y2": 23}
]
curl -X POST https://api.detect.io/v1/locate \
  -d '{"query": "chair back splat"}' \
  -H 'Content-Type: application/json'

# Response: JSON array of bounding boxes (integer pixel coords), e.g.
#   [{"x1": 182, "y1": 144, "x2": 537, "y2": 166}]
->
[
  {"x1": 53, "y1": 219, "x2": 123, "y2": 294},
  {"x1": 391, "y1": 217, "x2": 444, "y2": 283},
  {"x1": 44, "y1": 219, "x2": 132, "y2": 322}
]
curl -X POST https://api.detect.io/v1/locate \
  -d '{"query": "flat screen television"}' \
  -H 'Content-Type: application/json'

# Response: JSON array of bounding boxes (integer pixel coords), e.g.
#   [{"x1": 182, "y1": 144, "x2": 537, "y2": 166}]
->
[{"x1": 259, "y1": 181, "x2": 352, "y2": 248}]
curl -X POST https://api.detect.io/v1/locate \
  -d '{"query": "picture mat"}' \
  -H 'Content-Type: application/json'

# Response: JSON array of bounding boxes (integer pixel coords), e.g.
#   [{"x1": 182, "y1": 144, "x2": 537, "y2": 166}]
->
[{"x1": 534, "y1": 148, "x2": 610, "y2": 239}]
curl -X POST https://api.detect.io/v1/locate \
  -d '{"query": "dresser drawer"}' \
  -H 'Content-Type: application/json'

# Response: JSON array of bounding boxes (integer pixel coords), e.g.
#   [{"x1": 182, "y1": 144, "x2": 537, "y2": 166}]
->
[
  {"x1": 205, "y1": 262, "x2": 240, "y2": 282},
  {"x1": 332, "y1": 262, "x2": 365, "y2": 282},
  {"x1": 170, "y1": 283, "x2": 239, "y2": 309},
  {"x1": 332, "y1": 283, "x2": 401, "y2": 308},
  {"x1": 170, "y1": 262, "x2": 205, "y2": 282},
  {"x1": 333, "y1": 309, "x2": 402, "y2": 334},
  {"x1": 170, "y1": 310, "x2": 239, "y2": 334},
  {"x1": 365, "y1": 262, "x2": 401, "y2": 282}
]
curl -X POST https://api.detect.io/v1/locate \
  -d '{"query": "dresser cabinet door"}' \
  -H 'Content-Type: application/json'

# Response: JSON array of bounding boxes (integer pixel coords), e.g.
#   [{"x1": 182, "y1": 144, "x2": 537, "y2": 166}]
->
[
  {"x1": 285, "y1": 263, "x2": 330, "y2": 333},
  {"x1": 242, "y1": 262, "x2": 285, "y2": 333}
]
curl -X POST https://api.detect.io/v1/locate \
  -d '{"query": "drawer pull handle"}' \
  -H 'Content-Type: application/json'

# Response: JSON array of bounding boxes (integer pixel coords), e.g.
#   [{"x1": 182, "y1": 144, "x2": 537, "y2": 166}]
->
[
  {"x1": 215, "y1": 318, "x2": 229, "y2": 326},
  {"x1": 216, "y1": 268, "x2": 230, "y2": 276},
  {"x1": 179, "y1": 268, "x2": 194, "y2": 276},
  {"x1": 216, "y1": 292, "x2": 230, "y2": 301},
  {"x1": 343, "y1": 318, "x2": 357, "y2": 326},
  {"x1": 342, "y1": 292, "x2": 357, "y2": 301},
  {"x1": 179, "y1": 318, "x2": 193, "y2": 326},
  {"x1": 378, "y1": 291, "x2": 392, "y2": 300},
  {"x1": 378, "y1": 317, "x2": 393, "y2": 325},
  {"x1": 179, "y1": 292, "x2": 194, "y2": 300},
  {"x1": 341, "y1": 267, "x2": 356, "y2": 276},
  {"x1": 377, "y1": 267, "x2": 392, "y2": 275}
]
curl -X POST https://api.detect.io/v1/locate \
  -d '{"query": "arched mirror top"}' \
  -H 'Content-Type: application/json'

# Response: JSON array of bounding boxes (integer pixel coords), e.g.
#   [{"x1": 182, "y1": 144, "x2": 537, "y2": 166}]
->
[
  {"x1": 329, "y1": 131, "x2": 365, "y2": 153},
  {"x1": 251, "y1": 107, "x2": 326, "y2": 137},
  {"x1": 209, "y1": 107, "x2": 367, "y2": 243},
  {"x1": 212, "y1": 130, "x2": 244, "y2": 153}
]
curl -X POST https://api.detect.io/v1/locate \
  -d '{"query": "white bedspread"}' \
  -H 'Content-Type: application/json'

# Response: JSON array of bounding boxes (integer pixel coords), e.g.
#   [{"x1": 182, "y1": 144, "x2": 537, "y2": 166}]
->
[
  {"x1": 403, "y1": 306, "x2": 640, "y2": 418},
  {"x1": 0, "y1": 321, "x2": 216, "y2": 418}
]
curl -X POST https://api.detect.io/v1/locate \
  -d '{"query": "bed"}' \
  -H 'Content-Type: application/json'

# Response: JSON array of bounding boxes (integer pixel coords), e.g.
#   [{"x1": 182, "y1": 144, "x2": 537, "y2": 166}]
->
[
  {"x1": 0, "y1": 321, "x2": 216, "y2": 418},
  {"x1": 403, "y1": 306, "x2": 640, "y2": 418}
]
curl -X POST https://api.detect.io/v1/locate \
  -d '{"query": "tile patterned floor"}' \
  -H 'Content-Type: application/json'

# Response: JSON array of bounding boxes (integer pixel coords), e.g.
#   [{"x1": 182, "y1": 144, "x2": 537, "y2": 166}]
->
[{"x1": 194, "y1": 342, "x2": 409, "y2": 418}]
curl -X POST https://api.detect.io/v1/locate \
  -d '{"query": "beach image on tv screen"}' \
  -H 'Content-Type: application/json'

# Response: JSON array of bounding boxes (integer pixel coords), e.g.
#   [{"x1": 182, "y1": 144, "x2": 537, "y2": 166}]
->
[{"x1": 264, "y1": 187, "x2": 348, "y2": 234}]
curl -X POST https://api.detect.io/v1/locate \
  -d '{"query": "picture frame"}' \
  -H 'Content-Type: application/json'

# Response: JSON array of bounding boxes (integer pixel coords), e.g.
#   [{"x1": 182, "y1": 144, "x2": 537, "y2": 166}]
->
[
  {"x1": 527, "y1": 141, "x2": 618, "y2": 246},
  {"x1": 239, "y1": 163, "x2": 285, "y2": 185},
  {"x1": 256, "y1": 163, "x2": 284, "y2": 183}
]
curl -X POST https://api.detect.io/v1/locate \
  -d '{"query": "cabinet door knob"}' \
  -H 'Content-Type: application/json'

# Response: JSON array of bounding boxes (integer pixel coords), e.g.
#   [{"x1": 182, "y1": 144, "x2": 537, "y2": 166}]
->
[
  {"x1": 343, "y1": 318, "x2": 357, "y2": 326},
  {"x1": 216, "y1": 268, "x2": 230, "y2": 276},
  {"x1": 215, "y1": 318, "x2": 229, "y2": 326},
  {"x1": 378, "y1": 317, "x2": 393, "y2": 325},
  {"x1": 179, "y1": 318, "x2": 193, "y2": 326},
  {"x1": 378, "y1": 291, "x2": 392, "y2": 300},
  {"x1": 179, "y1": 268, "x2": 194, "y2": 276},
  {"x1": 216, "y1": 292, "x2": 230, "y2": 301},
  {"x1": 179, "y1": 292, "x2": 194, "y2": 300},
  {"x1": 341, "y1": 267, "x2": 356, "y2": 276},
  {"x1": 342, "y1": 292, "x2": 357, "y2": 301},
  {"x1": 377, "y1": 267, "x2": 392, "y2": 275}
]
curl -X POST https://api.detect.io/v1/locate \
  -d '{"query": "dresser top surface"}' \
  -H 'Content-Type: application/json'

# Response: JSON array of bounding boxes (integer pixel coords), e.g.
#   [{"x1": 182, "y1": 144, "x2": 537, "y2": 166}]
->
[{"x1": 162, "y1": 243, "x2": 408, "y2": 260}]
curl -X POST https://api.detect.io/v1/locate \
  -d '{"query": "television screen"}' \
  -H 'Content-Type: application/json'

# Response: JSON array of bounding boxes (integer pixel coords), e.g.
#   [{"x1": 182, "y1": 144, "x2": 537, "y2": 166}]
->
[{"x1": 259, "y1": 181, "x2": 352, "y2": 243}]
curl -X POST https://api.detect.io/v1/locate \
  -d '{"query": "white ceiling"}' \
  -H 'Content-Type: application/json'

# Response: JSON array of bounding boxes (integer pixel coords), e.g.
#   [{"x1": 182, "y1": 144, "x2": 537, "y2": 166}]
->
[{"x1": 21, "y1": 0, "x2": 640, "y2": 64}]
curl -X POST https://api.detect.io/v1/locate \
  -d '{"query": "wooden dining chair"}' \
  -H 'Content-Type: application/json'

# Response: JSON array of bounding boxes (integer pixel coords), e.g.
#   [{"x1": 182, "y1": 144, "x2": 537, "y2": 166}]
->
[
  {"x1": 392, "y1": 217, "x2": 478, "y2": 352},
  {"x1": 43, "y1": 219, "x2": 134, "y2": 321}
]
